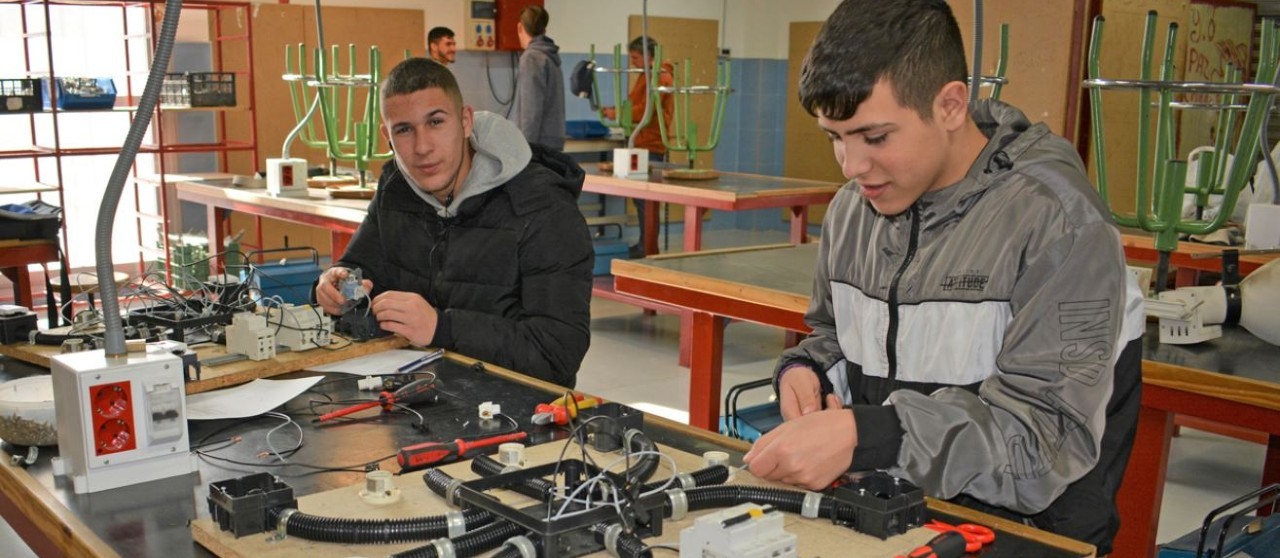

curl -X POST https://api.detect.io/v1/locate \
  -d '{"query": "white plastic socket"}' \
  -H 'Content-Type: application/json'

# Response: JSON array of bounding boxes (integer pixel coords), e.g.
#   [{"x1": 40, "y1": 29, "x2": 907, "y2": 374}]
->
[{"x1": 358, "y1": 470, "x2": 401, "y2": 505}]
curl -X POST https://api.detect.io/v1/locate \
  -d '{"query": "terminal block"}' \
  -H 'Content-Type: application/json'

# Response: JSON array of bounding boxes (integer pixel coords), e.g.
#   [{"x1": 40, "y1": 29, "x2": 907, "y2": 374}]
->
[
  {"x1": 830, "y1": 471, "x2": 926, "y2": 539},
  {"x1": 224, "y1": 312, "x2": 276, "y2": 361},
  {"x1": 208, "y1": 473, "x2": 298, "y2": 537},
  {"x1": 265, "y1": 304, "x2": 331, "y2": 351}
]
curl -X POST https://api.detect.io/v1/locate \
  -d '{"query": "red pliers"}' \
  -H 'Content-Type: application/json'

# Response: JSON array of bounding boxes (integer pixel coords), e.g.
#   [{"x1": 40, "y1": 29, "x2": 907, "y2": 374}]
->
[{"x1": 925, "y1": 520, "x2": 996, "y2": 553}]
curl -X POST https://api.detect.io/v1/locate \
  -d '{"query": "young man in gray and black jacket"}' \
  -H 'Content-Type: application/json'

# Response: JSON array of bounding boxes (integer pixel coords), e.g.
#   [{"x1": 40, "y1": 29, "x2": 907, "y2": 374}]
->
[
  {"x1": 315, "y1": 58, "x2": 592, "y2": 388},
  {"x1": 742, "y1": 1, "x2": 1145, "y2": 554}
]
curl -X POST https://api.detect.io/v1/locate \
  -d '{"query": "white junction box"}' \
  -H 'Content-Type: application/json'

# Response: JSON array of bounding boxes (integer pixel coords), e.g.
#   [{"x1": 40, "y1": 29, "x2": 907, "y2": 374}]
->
[
  {"x1": 51, "y1": 349, "x2": 197, "y2": 494},
  {"x1": 680, "y1": 502, "x2": 797, "y2": 558},
  {"x1": 225, "y1": 312, "x2": 276, "y2": 361},
  {"x1": 612, "y1": 148, "x2": 650, "y2": 179},
  {"x1": 1245, "y1": 203, "x2": 1280, "y2": 250},
  {"x1": 266, "y1": 304, "x2": 331, "y2": 351},
  {"x1": 266, "y1": 157, "x2": 309, "y2": 198}
]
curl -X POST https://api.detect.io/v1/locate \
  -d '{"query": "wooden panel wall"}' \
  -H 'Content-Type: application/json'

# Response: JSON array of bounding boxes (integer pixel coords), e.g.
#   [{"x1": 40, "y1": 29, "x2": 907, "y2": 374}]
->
[
  {"x1": 625, "y1": 15, "x2": 720, "y2": 225},
  {"x1": 783, "y1": 2, "x2": 1082, "y2": 226},
  {"x1": 218, "y1": 4, "x2": 423, "y2": 254}
]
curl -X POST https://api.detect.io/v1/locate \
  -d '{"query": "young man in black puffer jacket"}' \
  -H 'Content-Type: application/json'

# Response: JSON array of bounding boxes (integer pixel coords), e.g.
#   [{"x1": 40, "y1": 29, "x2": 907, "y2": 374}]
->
[{"x1": 316, "y1": 58, "x2": 592, "y2": 388}]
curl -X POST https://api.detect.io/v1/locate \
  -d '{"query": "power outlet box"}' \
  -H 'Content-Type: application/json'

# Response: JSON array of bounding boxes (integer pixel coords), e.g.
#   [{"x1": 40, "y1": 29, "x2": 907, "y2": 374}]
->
[{"x1": 51, "y1": 349, "x2": 196, "y2": 493}]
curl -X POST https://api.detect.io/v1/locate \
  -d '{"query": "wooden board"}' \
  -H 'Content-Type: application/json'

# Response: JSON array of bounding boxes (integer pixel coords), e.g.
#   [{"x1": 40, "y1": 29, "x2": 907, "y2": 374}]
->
[
  {"x1": 0, "y1": 335, "x2": 408, "y2": 395},
  {"x1": 191, "y1": 441, "x2": 941, "y2": 558}
]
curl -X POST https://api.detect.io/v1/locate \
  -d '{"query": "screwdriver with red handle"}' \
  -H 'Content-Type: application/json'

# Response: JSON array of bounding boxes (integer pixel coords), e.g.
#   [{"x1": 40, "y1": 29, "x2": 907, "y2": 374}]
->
[
  {"x1": 315, "y1": 377, "x2": 440, "y2": 423},
  {"x1": 895, "y1": 531, "x2": 967, "y2": 558},
  {"x1": 397, "y1": 431, "x2": 529, "y2": 472}
]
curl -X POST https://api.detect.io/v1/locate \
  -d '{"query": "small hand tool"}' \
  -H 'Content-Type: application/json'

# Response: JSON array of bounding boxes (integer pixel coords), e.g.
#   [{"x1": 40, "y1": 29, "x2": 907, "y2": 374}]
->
[
  {"x1": 924, "y1": 520, "x2": 996, "y2": 553},
  {"x1": 396, "y1": 431, "x2": 529, "y2": 472},
  {"x1": 315, "y1": 377, "x2": 440, "y2": 422},
  {"x1": 530, "y1": 396, "x2": 602, "y2": 425},
  {"x1": 895, "y1": 531, "x2": 967, "y2": 558}
]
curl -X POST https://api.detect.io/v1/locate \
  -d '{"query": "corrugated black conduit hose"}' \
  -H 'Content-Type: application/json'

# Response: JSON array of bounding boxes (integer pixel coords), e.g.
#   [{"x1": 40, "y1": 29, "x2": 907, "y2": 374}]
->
[
  {"x1": 265, "y1": 506, "x2": 494, "y2": 545},
  {"x1": 389, "y1": 520, "x2": 526, "y2": 558}
]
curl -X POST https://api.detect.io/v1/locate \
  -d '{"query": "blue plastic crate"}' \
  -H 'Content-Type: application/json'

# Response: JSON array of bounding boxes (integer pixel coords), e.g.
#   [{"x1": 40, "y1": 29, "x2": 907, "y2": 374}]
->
[
  {"x1": 1158, "y1": 514, "x2": 1280, "y2": 558},
  {"x1": 43, "y1": 77, "x2": 116, "y2": 110},
  {"x1": 719, "y1": 401, "x2": 782, "y2": 442},
  {"x1": 593, "y1": 240, "x2": 628, "y2": 276},
  {"x1": 566, "y1": 120, "x2": 609, "y2": 139}
]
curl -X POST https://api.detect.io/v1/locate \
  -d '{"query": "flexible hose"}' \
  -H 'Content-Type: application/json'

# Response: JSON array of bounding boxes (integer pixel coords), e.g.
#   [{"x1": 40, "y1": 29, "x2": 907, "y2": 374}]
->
[
  {"x1": 622, "y1": 430, "x2": 660, "y2": 484},
  {"x1": 591, "y1": 522, "x2": 653, "y2": 558},
  {"x1": 267, "y1": 507, "x2": 493, "y2": 544},
  {"x1": 390, "y1": 520, "x2": 525, "y2": 558},
  {"x1": 671, "y1": 484, "x2": 873, "y2": 525},
  {"x1": 97, "y1": 0, "x2": 184, "y2": 355},
  {"x1": 639, "y1": 464, "x2": 728, "y2": 493}
]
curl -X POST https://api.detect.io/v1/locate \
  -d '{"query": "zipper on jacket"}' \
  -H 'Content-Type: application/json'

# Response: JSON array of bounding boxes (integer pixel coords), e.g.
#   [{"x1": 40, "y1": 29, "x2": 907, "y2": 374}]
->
[{"x1": 886, "y1": 205, "x2": 920, "y2": 381}]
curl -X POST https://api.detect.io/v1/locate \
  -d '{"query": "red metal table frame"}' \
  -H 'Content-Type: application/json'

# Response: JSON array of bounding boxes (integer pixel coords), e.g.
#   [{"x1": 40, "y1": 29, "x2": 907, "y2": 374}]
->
[
  {"x1": 173, "y1": 176, "x2": 368, "y2": 267},
  {"x1": 583, "y1": 167, "x2": 839, "y2": 365},
  {"x1": 612, "y1": 243, "x2": 1280, "y2": 558},
  {"x1": 582, "y1": 167, "x2": 839, "y2": 255}
]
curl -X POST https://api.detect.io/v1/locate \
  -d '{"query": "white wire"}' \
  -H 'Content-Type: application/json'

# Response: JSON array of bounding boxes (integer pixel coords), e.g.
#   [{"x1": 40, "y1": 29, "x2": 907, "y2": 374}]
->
[
  {"x1": 549, "y1": 450, "x2": 679, "y2": 521},
  {"x1": 262, "y1": 411, "x2": 302, "y2": 464}
]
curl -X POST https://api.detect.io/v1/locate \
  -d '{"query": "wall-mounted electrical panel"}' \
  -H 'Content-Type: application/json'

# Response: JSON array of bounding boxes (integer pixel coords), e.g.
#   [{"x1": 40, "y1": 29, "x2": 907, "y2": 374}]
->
[{"x1": 464, "y1": 0, "x2": 544, "y2": 52}]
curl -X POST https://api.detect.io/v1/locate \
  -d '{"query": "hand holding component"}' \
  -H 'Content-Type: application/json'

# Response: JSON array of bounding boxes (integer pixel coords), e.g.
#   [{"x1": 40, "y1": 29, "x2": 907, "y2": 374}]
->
[
  {"x1": 924, "y1": 520, "x2": 995, "y2": 553},
  {"x1": 777, "y1": 366, "x2": 825, "y2": 420},
  {"x1": 397, "y1": 431, "x2": 528, "y2": 472},
  {"x1": 370, "y1": 291, "x2": 439, "y2": 346},
  {"x1": 316, "y1": 266, "x2": 373, "y2": 315},
  {"x1": 743, "y1": 407, "x2": 857, "y2": 490}
]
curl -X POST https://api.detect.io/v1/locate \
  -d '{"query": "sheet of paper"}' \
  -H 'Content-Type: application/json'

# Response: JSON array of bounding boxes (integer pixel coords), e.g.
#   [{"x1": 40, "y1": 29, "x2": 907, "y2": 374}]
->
[
  {"x1": 186, "y1": 377, "x2": 323, "y2": 420},
  {"x1": 305, "y1": 349, "x2": 443, "y2": 375}
]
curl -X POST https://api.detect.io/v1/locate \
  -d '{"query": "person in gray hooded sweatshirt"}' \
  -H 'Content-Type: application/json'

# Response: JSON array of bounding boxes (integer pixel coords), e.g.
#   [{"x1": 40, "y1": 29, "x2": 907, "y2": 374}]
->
[
  {"x1": 510, "y1": 5, "x2": 565, "y2": 150},
  {"x1": 315, "y1": 58, "x2": 592, "y2": 387}
]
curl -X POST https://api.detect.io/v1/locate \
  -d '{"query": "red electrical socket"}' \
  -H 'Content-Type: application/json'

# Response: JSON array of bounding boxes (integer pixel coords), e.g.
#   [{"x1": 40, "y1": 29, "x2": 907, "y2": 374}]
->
[{"x1": 90, "y1": 381, "x2": 136, "y2": 456}]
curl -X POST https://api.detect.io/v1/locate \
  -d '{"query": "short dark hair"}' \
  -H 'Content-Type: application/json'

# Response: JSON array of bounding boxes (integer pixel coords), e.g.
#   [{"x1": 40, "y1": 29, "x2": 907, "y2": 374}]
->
[
  {"x1": 628, "y1": 36, "x2": 658, "y2": 58},
  {"x1": 382, "y1": 57, "x2": 463, "y2": 109},
  {"x1": 799, "y1": 0, "x2": 967, "y2": 120},
  {"x1": 519, "y1": 6, "x2": 548, "y2": 37},
  {"x1": 428, "y1": 26, "x2": 455, "y2": 44}
]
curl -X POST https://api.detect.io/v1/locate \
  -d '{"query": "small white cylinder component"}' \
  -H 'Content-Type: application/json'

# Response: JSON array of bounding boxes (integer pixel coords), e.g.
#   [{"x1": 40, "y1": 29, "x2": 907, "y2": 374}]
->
[
  {"x1": 358, "y1": 470, "x2": 401, "y2": 505},
  {"x1": 498, "y1": 443, "x2": 525, "y2": 467},
  {"x1": 478, "y1": 401, "x2": 501, "y2": 419},
  {"x1": 702, "y1": 450, "x2": 730, "y2": 468}
]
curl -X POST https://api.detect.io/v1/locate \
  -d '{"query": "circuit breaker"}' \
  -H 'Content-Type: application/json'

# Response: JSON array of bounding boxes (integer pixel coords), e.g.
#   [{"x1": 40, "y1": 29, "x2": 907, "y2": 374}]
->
[
  {"x1": 265, "y1": 304, "x2": 331, "y2": 351},
  {"x1": 680, "y1": 503, "x2": 797, "y2": 558}
]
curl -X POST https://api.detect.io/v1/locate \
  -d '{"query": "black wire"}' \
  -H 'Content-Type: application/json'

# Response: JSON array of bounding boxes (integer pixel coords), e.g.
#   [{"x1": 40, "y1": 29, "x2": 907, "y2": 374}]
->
[{"x1": 486, "y1": 50, "x2": 514, "y2": 106}]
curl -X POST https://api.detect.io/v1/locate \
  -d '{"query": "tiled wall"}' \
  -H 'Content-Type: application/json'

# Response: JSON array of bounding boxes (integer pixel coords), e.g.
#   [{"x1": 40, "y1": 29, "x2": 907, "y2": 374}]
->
[{"x1": 447, "y1": 51, "x2": 790, "y2": 182}]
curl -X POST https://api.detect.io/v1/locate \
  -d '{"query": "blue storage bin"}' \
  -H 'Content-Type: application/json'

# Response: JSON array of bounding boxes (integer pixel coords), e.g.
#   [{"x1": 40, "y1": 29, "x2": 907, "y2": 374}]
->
[
  {"x1": 43, "y1": 77, "x2": 117, "y2": 110},
  {"x1": 244, "y1": 248, "x2": 322, "y2": 306},
  {"x1": 719, "y1": 401, "x2": 782, "y2": 442},
  {"x1": 593, "y1": 240, "x2": 628, "y2": 276},
  {"x1": 566, "y1": 120, "x2": 609, "y2": 139}
]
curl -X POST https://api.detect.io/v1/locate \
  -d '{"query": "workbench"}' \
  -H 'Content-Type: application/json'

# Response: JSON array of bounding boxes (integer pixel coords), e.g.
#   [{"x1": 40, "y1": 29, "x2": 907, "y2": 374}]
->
[
  {"x1": 610, "y1": 242, "x2": 1280, "y2": 558},
  {"x1": 0, "y1": 353, "x2": 1095, "y2": 558}
]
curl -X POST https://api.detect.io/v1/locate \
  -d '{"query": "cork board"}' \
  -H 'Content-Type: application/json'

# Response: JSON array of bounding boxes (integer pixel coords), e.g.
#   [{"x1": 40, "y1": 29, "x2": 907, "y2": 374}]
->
[
  {"x1": 191, "y1": 441, "x2": 940, "y2": 558},
  {"x1": 1177, "y1": 1, "x2": 1255, "y2": 158},
  {"x1": 1084, "y1": 0, "x2": 1190, "y2": 218},
  {"x1": 219, "y1": 4, "x2": 424, "y2": 255},
  {"x1": 784, "y1": 21, "x2": 841, "y2": 227},
  {"x1": 784, "y1": 1, "x2": 1079, "y2": 227},
  {"x1": 621, "y1": 16, "x2": 721, "y2": 228}
]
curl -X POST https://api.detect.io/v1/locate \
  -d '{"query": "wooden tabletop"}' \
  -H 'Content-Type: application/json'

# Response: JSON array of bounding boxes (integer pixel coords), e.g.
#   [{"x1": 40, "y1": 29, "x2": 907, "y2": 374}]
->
[
  {"x1": 580, "y1": 163, "x2": 841, "y2": 209},
  {"x1": 174, "y1": 175, "x2": 372, "y2": 228}
]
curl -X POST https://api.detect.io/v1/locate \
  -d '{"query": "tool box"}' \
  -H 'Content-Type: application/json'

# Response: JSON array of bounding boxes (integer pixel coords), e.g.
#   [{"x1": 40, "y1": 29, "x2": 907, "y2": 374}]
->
[
  {"x1": 1158, "y1": 484, "x2": 1280, "y2": 558},
  {"x1": 0, "y1": 200, "x2": 62, "y2": 241},
  {"x1": 244, "y1": 247, "x2": 323, "y2": 306}
]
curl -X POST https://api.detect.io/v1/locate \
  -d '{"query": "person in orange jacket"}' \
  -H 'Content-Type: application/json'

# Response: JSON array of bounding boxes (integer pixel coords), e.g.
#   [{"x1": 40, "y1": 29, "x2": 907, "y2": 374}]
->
[{"x1": 602, "y1": 36, "x2": 673, "y2": 258}]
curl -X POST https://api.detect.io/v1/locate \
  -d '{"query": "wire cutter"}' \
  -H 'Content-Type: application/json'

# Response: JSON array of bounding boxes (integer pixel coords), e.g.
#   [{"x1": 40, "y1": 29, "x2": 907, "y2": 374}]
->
[{"x1": 925, "y1": 520, "x2": 996, "y2": 553}]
